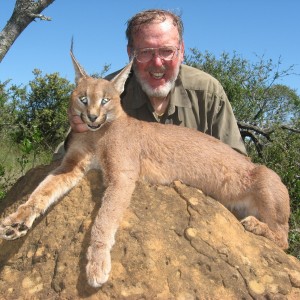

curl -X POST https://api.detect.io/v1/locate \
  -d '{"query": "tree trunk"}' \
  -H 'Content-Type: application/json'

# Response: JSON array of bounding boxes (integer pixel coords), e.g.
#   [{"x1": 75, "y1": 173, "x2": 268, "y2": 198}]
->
[{"x1": 0, "y1": 0, "x2": 55, "y2": 63}]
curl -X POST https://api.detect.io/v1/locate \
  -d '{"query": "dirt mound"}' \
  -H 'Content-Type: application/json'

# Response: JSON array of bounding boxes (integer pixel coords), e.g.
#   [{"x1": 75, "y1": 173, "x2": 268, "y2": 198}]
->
[{"x1": 0, "y1": 162, "x2": 300, "y2": 299}]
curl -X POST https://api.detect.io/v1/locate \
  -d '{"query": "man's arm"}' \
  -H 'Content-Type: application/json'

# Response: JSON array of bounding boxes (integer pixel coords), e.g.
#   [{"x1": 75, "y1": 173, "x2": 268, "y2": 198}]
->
[{"x1": 212, "y1": 92, "x2": 247, "y2": 155}]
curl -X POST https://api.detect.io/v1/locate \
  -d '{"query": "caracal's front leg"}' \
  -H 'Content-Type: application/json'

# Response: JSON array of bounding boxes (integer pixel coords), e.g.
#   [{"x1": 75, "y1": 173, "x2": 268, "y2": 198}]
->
[
  {"x1": 86, "y1": 175, "x2": 137, "y2": 288},
  {"x1": 0, "y1": 154, "x2": 92, "y2": 240}
]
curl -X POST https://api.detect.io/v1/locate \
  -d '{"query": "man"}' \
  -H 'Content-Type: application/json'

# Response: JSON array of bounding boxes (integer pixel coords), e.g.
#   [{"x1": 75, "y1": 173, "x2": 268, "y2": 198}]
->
[{"x1": 68, "y1": 9, "x2": 247, "y2": 155}]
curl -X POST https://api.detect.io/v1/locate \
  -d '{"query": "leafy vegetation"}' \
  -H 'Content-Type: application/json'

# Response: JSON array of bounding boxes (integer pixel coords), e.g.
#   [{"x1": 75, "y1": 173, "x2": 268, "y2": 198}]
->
[
  {"x1": 0, "y1": 51, "x2": 299, "y2": 257},
  {"x1": 14, "y1": 69, "x2": 73, "y2": 153},
  {"x1": 0, "y1": 71, "x2": 72, "y2": 199}
]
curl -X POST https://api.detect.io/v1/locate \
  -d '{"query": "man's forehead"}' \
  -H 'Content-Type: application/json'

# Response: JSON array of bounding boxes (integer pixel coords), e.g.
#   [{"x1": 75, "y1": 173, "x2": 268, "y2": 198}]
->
[{"x1": 133, "y1": 19, "x2": 179, "y2": 41}]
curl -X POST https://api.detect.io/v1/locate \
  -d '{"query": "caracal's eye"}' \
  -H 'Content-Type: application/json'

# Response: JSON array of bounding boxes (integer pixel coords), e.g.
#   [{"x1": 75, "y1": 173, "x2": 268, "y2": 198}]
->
[
  {"x1": 101, "y1": 98, "x2": 110, "y2": 105},
  {"x1": 79, "y1": 96, "x2": 88, "y2": 105}
]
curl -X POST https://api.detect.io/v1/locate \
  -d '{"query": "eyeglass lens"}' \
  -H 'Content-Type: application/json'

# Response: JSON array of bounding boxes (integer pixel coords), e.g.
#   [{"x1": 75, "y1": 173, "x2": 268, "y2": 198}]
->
[{"x1": 135, "y1": 47, "x2": 178, "y2": 62}]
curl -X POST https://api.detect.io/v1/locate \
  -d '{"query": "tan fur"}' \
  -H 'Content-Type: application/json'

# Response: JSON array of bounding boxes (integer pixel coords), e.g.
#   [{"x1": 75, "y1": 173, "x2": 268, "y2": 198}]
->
[{"x1": 0, "y1": 53, "x2": 290, "y2": 288}]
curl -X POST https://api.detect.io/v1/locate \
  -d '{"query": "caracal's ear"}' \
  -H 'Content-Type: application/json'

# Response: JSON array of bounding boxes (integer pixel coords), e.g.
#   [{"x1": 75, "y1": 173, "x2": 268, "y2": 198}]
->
[
  {"x1": 70, "y1": 41, "x2": 88, "y2": 85},
  {"x1": 110, "y1": 60, "x2": 133, "y2": 94}
]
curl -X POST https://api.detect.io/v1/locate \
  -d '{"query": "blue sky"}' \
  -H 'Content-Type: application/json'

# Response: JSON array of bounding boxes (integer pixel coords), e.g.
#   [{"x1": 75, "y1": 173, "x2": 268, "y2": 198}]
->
[{"x1": 0, "y1": 0, "x2": 299, "y2": 92}]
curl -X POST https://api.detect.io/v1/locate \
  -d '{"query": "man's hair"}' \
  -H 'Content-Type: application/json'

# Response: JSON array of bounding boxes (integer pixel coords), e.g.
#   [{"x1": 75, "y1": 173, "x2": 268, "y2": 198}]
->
[{"x1": 126, "y1": 9, "x2": 184, "y2": 48}]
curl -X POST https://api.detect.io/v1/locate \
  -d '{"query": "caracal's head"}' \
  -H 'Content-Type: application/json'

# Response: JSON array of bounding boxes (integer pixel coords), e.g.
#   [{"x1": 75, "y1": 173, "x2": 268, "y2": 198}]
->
[{"x1": 70, "y1": 51, "x2": 132, "y2": 131}]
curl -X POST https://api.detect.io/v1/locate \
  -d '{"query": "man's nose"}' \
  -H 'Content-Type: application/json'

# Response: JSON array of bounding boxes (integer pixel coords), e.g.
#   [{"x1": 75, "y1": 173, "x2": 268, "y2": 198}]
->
[{"x1": 151, "y1": 53, "x2": 164, "y2": 66}]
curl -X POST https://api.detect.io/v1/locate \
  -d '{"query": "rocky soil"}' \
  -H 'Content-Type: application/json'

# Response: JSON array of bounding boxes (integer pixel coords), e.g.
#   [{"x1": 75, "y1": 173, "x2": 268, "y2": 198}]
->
[{"x1": 0, "y1": 162, "x2": 300, "y2": 299}]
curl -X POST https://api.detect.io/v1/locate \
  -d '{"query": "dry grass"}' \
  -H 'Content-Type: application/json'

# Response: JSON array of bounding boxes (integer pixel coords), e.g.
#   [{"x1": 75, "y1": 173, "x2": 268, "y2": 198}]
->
[{"x1": 0, "y1": 133, "x2": 52, "y2": 199}]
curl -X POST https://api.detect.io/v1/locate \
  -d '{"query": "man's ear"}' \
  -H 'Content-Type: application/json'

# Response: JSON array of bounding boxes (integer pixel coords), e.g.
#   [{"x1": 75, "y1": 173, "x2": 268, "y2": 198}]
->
[
  {"x1": 179, "y1": 40, "x2": 185, "y2": 63},
  {"x1": 111, "y1": 60, "x2": 133, "y2": 94},
  {"x1": 127, "y1": 45, "x2": 134, "y2": 61}
]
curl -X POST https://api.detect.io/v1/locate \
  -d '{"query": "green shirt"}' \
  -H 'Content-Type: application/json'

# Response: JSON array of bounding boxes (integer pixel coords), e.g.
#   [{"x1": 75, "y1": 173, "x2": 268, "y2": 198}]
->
[{"x1": 109, "y1": 64, "x2": 247, "y2": 155}]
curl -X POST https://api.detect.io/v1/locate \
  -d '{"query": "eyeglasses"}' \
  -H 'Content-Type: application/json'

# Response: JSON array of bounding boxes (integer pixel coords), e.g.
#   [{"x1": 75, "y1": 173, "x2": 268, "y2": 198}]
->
[{"x1": 133, "y1": 46, "x2": 180, "y2": 63}]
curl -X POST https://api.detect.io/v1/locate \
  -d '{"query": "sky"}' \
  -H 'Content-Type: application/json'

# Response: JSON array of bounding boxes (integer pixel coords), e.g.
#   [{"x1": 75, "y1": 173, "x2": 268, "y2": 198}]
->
[{"x1": 0, "y1": 0, "x2": 299, "y2": 93}]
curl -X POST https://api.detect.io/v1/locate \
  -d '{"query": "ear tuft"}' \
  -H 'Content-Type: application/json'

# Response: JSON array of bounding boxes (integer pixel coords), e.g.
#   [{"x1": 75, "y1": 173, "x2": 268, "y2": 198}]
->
[
  {"x1": 70, "y1": 39, "x2": 88, "y2": 85},
  {"x1": 110, "y1": 60, "x2": 133, "y2": 94}
]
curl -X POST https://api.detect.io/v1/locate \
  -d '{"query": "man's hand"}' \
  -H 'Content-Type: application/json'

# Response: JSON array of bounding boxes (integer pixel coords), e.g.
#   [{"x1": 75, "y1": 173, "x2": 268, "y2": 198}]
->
[{"x1": 68, "y1": 108, "x2": 88, "y2": 133}]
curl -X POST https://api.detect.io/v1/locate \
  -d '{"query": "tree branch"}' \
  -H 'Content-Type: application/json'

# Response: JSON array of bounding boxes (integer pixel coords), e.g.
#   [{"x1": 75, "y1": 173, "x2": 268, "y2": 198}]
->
[
  {"x1": 281, "y1": 125, "x2": 300, "y2": 134},
  {"x1": 0, "y1": 0, "x2": 55, "y2": 63},
  {"x1": 238, "y1": 121, "x2": 272, "y2": 140},
  {"x1": 29, "y1": 13, "x2": 52, "y2": 21},
  {"x1": 238, "y1": 121, "x2": 300, "y2": 138},
  {"x1": 240, "y1": 130, "x2": 264, "y2": 158}
]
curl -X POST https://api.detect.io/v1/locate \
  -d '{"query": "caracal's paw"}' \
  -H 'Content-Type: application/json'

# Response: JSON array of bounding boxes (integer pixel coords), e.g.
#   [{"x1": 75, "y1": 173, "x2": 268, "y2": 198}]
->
[
  {"x1": 241, "y1": 215, "x2": 270, "y2": 237},
  {"x1": 241, "y1": 215, "x2": 288, "y2": 249},
  {"x1": 0, "y1": 206, "x2": 37, "y2": 240},
  {"x1": 0, "y1": 219, "x2": 29, "y2": 240},
  {"x1": 241, "y1": 215, "x2": 264, "y2": 236},
  {"x1": 86, "y1": 245, "x2": 112, "y2": 288}
]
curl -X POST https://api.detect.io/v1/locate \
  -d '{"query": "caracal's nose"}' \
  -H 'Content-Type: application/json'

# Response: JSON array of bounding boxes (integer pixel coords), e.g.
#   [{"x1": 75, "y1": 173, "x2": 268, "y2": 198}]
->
[{"x1": 88, "y1": 114, "x2": 98, "y2": 122}]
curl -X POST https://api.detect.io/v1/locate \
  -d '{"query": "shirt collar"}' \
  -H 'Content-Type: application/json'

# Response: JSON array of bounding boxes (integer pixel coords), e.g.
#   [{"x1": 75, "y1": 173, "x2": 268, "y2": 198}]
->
[
  {"x1": 170, "y1": 67, "x2": 192, "y2": 109},
  {"x1": 121, "y1": 72, "x2": 148, "y2": 110}
]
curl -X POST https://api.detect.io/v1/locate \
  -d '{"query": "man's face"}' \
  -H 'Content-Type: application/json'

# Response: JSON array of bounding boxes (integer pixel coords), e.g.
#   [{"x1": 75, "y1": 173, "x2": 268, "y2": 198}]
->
[{"x1": 128, "y1": 18, "x2": 184, "y2": 98}]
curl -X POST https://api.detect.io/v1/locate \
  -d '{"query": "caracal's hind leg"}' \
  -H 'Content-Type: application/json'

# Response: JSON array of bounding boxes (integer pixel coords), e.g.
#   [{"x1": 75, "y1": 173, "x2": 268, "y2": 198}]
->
[
  {"x1": 241, "y1": 165, "x2": 290, "y2": 249},
  {"x1": 86, "y1": 172, "x2": 137, "y2": 288},
  {"x1": 0, "y1": 153, "x2": 92, "y2": 240}
]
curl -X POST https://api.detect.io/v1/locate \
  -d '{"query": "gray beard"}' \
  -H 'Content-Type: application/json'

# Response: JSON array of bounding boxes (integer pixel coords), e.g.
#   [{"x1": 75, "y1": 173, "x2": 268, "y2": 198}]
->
[{"x1": 133, "y1": 63, "x2": 180, "y2": 98}]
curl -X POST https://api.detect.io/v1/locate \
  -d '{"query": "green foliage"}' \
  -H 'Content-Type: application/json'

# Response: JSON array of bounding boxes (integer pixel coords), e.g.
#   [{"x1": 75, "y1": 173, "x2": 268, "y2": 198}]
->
[
  {"x1": 0, "y1": 80, "x2": 24, "y2": 132},
  {"x1": 91, "y1": 63, "x2": 111, "y2": 78},
  {"x1": 14, "y1": 69, "x2": 73, "y2": 152},
  {"x1": 185, "y1": 50, "x2": 299, "y2": 126},
  {"x1": 289, "y1": 208, "x2": 300, "y2": 258},
  {"x1": 0, "y1": 70, "x2": 73, "y2": 198},
  {"x1": 0, "y1": 163, "x2": 6, "y2": 200}
]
